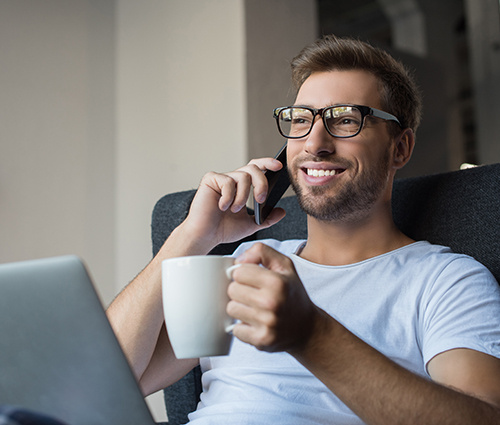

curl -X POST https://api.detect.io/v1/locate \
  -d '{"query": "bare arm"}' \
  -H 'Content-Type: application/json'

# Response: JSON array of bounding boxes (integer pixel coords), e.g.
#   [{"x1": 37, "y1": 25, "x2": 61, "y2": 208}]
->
[
  {"x1": 106, "y1": 224, "x2": 204, "y2": 395},
  {"x1": 296, "y1": 312, "x2": 500, "y2": 425},
  {"x1": 229, "y1": 243, "x2": 500, "y2": 424},
  {"x1": 106, "y1": 158, "x2": 286, "y2": 395}
]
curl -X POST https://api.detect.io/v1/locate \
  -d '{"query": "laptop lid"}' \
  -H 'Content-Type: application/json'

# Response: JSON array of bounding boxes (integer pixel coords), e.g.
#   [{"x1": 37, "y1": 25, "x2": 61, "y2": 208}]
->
[{"x1": 0, "y1": 255, "x2": 156, "y2": 425}]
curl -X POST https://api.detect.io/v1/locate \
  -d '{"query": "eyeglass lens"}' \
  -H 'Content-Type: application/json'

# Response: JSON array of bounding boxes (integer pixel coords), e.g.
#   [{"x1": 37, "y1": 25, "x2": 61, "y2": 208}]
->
[{"x1": 279, "y1": 106, "x2": 363, "y2": 138}]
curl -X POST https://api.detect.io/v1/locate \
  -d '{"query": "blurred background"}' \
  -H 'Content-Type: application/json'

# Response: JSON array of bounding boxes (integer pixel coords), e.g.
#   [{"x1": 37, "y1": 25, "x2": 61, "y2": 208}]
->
[{"x1": 1, "y1": 0, "x2": 499, "y2": 421}]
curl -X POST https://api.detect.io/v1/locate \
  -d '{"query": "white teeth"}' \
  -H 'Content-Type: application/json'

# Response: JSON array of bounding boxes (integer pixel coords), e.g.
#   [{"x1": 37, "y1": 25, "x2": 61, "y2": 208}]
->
[{"x1": 307, "y1": 169, "x2": 337, "y2": 177}]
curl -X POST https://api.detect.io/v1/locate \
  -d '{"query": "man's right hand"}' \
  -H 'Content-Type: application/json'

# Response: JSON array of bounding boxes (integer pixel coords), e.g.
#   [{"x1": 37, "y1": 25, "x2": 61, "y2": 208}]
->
[{"x1": 177, "y1": 157, "x2": 287, "y2": 253}]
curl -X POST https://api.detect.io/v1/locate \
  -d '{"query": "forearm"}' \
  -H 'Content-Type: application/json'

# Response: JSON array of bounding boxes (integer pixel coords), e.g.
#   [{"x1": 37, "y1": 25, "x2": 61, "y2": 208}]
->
[
  {"x1": 106, "y1": 253, "x2": 165, "y2": 380},
  {"x1": 106, "y1": 222, "x2": 213, "y2": 381},
  {"x1": 293, "y1": 309, "x2": 500, "y2": 425}
]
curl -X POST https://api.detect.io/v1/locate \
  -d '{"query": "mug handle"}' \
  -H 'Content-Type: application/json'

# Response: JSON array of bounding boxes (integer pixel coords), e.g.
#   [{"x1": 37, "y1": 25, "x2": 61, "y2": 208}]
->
[{"x1": 225, "y1": 263, "x2": 241, "y2": 280}]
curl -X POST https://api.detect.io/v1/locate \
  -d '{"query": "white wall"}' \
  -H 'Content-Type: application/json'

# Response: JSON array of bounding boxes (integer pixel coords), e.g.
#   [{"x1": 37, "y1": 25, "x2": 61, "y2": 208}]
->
[{"x1": 0, "y1": 0, "x2": 116, "y2": 302}]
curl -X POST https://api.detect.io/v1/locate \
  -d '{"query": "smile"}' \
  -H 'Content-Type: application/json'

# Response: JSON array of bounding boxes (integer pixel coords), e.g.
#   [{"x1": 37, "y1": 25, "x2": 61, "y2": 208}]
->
[{"x1": 306, "y1": 168, "x2": 344, "y2": 177}]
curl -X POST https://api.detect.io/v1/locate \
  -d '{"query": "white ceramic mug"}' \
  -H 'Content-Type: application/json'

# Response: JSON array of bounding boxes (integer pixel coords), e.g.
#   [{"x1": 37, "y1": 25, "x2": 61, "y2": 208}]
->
[{"x1": 162, "y1": 255, "x2": 238, "y2": 359}]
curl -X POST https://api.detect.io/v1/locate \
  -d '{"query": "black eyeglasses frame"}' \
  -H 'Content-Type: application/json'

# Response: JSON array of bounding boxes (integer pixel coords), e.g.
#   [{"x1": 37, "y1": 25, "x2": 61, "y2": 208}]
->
[{"x1": 273, "y1": 104, "x2": 402, "y2": 139}]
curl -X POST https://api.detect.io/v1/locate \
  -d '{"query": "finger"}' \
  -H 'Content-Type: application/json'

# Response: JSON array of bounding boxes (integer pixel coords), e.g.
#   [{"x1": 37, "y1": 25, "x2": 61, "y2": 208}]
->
[
  {"x1": 226, "y1": 294, "x2": 278, "y2": 348},
  {"x1": 227, "y1": 295, "x2": 283, "y2": 351},
  {"x1": 219, "y1": 164, "x2": 268, "y2": 212},
  {"x1": 229, "y1": 264, "x2": 286, "y2": 311},
  {"x1": 236, "y1": 242, "x2": 295, "y2": 275},
  {"x1": 229, "y1": 163, "x2": 269, "y2": 205},
  {"x1": 227, "y1": 292, "x2": 262, "y2": 321},
  {"x1": 210, "y1": 173, "x2": 237, "y2": 212},
  {"x1": 240, "y1": 160, "x2": 284, "y2": 204},
  {"x1": 248, "y1": 157, "x2": 284, "y2": 172},
  {"x1": 223, "y1": 170, "x2": 253, "y2": 213},
  {"x1": 204, "y1": 170, "x2": 252, "y2": 213},
  {"x1": 258, "y1": 207, "x2": 286, "y2": 229},
  {"x1": 228, "y1": 264, "x2": 268, "y2": 295}
]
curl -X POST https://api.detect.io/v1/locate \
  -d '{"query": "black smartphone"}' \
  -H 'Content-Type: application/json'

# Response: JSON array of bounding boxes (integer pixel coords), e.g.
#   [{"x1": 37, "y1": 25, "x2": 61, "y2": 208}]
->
[{"x1": 254, "y1": 143, "x2": 290, "y2": 225}]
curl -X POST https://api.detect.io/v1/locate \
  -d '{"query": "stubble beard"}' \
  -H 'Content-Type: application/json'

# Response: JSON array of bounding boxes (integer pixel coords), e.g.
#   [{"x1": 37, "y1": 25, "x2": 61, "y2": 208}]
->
[{"x1": 289, "y1": 149, "x2": 392, "y2": 223}]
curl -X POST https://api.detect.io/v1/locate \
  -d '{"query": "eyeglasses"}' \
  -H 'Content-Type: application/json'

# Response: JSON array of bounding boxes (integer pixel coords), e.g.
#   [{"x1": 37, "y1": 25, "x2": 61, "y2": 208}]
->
[{"x1": 273, "y1": 104, "x2": 402, "y2": 139}]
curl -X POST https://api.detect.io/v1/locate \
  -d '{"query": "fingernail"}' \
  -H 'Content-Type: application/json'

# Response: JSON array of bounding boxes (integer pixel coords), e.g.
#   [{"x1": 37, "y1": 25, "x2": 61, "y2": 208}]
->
[
  {"x1": 257, "y1": 192, "x2": 267, "y2": 203},
  {"x1": 231, "y1": 204, "x2": 241, "y2": 213}
]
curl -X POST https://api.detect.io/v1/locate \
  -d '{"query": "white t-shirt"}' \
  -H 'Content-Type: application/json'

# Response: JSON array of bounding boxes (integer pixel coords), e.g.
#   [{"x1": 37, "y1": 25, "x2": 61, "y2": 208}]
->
[{"x1": 187, "y1": 239, "x2": 500, "y2": 425}]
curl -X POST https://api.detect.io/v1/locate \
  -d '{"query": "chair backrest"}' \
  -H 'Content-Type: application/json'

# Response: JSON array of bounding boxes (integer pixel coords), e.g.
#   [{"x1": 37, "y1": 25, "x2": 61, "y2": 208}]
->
[{"x1": 151, "y1": 163, "x2": 500, "y2": 424}]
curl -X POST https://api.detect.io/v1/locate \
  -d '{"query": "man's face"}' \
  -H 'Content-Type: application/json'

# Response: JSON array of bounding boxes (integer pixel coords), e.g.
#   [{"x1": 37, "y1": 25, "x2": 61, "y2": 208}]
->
[{"x1": 286, "y1": 70, "x2": 396, "y2": 223}]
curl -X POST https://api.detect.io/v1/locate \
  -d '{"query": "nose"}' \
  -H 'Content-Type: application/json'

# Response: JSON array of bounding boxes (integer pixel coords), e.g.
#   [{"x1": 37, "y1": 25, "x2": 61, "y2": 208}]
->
[{"x1": 303, "y1": 116, "x2": 335, "y2": 157}]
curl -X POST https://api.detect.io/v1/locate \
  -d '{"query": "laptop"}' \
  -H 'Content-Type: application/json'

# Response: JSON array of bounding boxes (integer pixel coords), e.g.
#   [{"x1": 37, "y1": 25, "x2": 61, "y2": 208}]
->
[{"x1": 0, "y1": 255, "x2": 157, "y2": 425}]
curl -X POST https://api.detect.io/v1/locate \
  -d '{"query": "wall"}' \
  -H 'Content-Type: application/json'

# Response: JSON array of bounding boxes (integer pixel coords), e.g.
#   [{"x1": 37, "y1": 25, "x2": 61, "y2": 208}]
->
[{"x1": 0, "y1": 0, "x2": 116, "y2": 303}]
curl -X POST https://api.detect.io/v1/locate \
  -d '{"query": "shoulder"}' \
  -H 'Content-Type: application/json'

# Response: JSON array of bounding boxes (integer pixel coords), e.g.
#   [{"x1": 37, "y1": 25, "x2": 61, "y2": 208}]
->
[
  {"x1": 406, "y1": 242, "x2": 500, "y2": 327},
  {"x1": 399, "y1": 241, "x2": 495, "y2": 281},
  {"x1": 409, "y1": 243, "x2": 499, "y2": 302},
  {"x1": 414, "y1": 244, "x2": 500, "y2": 363}
]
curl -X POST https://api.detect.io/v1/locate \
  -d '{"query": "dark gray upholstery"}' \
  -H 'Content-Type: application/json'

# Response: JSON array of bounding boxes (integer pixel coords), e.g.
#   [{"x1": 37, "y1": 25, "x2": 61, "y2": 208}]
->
[{"x1": 151, "y1": 163, "x2": 500, "y2": 425}]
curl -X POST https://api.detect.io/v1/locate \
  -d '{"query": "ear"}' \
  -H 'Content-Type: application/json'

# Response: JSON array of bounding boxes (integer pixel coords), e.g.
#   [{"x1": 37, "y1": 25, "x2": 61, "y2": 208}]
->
[{"x1": 392, "y1": 128, "x2": 415, "y2": 170}]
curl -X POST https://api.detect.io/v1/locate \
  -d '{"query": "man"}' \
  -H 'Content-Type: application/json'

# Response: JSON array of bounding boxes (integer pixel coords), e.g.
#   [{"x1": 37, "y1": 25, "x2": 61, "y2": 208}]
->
[{"x1": 107, "y1": 35, "x2": 500, "y2": 424}]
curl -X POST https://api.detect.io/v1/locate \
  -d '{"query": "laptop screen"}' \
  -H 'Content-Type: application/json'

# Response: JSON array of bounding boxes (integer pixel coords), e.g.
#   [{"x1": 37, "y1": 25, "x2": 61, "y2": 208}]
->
[{"x1": 0, "y1": 256, "x2": 155, "y2": 425}]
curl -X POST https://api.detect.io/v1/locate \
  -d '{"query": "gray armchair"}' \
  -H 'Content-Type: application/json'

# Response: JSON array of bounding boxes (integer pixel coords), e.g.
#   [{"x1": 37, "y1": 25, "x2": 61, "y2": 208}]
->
[{"x1": 152, "y1": 163, "x2": 500, "y2": 425}]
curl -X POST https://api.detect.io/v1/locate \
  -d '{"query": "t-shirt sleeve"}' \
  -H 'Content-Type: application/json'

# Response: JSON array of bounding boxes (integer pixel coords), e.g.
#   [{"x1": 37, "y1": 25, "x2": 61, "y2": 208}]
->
[{"x1": 421, "y1": 256, "x2": 500, "y2": 370}]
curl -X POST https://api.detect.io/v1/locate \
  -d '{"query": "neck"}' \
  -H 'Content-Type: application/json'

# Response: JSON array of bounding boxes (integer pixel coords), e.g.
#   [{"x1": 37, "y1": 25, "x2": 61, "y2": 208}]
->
[{"x1": 300, "y1": 200, "x2": 414, "y2": 266}]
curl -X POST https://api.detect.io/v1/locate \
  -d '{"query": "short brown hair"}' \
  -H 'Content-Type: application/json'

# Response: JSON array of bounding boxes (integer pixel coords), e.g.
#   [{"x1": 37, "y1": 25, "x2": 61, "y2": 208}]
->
[{"x1": 290, "y1": 35, "x2": 422, "y2": 134}]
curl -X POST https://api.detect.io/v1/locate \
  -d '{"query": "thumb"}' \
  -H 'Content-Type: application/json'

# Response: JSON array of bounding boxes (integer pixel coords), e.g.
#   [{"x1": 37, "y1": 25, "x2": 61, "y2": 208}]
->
[
  {"x1": 257, "y1": 208, "x2": 286, "y2": 229},
  {"x1": 236, "y1": 241, "x2": 294, "y2": 275}
]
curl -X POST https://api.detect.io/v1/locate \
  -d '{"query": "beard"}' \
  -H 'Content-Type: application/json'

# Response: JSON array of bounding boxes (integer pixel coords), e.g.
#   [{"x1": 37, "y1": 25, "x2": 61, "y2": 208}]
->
[{"x1": 289, "y1": 149, "x2": 392, "y2": 223}]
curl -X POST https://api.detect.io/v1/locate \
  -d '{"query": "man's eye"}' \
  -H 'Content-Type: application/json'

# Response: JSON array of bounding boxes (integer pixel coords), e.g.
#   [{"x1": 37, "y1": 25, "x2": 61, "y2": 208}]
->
[
  {"x1": 292, "y1": 117, "x2": 311, "y2": 125},
  {"x1": 340, "y1": 117, "x2": 359, "y2": 125}
]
